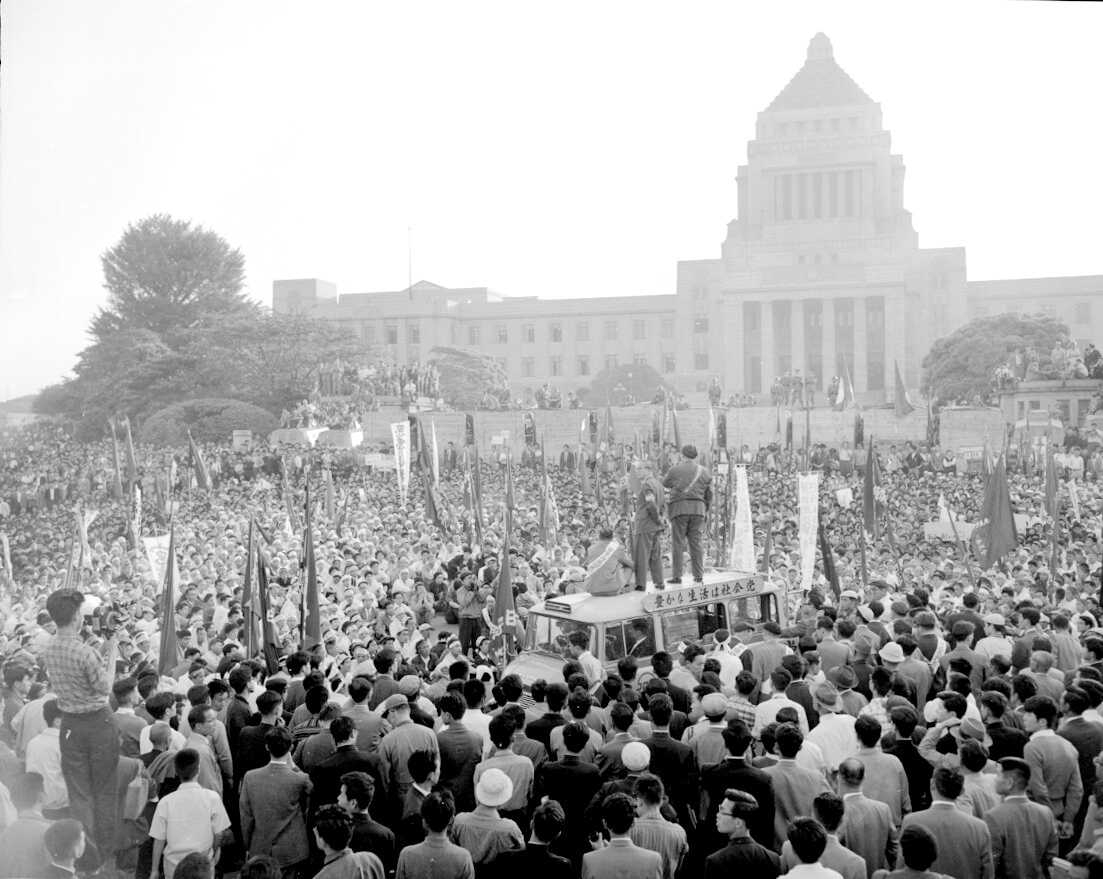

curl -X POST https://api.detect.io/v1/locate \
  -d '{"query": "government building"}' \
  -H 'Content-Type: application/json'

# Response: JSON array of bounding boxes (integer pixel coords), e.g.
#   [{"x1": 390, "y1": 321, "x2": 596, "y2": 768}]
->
[{"x1": 273, "y1": 33, "x2": 1102, "y2": 403}]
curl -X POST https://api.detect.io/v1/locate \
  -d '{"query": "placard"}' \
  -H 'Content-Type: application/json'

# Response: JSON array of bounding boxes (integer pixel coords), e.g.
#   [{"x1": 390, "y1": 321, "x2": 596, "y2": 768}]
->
[{"x1": 232, "y1": 430, "x2": 252, "y2": 450}]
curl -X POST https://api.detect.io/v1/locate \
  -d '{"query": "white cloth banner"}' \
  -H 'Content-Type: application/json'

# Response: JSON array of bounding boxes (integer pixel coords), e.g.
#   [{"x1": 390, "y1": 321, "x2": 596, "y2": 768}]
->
[
  {"x1": 797, "y1": 472, "x2": 820, "y2": 590},
  {"x1": 835, "y1": 487, "x2": 853, "y2": 509},
  {"x1": 391, "y1": 421, "x2": 411, "y2": 506},
  {"x1": 728, "y1": 465, "x2": 755, "y2": 571},
  {"x1": 142, "y1": 534, "x2": 181, "y2": 595}
]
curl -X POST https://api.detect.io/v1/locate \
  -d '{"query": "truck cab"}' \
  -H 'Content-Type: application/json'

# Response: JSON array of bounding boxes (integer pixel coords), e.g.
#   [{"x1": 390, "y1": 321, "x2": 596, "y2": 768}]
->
[{"x1": 505, "y1": 570, "x2": 787, "y2": 688}]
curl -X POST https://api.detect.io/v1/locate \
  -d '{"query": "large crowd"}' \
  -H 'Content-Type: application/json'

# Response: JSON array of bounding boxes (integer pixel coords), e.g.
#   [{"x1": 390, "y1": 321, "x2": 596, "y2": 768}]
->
[{"x1": 2, "y1": 415, "x2": 1103, "y2": 879}]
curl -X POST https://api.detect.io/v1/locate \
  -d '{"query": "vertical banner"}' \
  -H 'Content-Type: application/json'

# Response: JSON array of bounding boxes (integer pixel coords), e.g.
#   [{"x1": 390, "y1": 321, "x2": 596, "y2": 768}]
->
[
  {"x1": 143, "y1": 533, "x2": 182, "y2": 595},
  {"x1": 728, "y1": 465, "x2": 755, "y2": 571},
  {"x1": 0, "y1": 532, "x2": 12, "y2": 581},
  {"x1": 797, "y1": 472, "x2": 820, "y2": 590},
  {"x1": 391, "y1": 421, "x2": 411, "y2": 506},
  {"x1": 430, "y1": 419, "x2": 440, "y2": 487}
]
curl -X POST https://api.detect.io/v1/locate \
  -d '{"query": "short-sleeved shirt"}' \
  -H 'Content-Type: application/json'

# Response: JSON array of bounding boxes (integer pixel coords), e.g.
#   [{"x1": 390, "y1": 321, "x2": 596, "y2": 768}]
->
[
  {"x1": 149, "y1": 781, "x2": 231, "y2": 879},
  {"x1": 41, "y1": 634, "x2": 111, "y2": 714}
]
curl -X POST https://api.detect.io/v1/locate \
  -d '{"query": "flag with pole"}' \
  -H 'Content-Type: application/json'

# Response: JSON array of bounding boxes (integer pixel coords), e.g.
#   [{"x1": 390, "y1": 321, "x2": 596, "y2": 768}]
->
[
  {"x1": 241, "y1": 520, "x2": 256, "y2": 659},
  {"x1": 818, "y1": 521, "x2": 840, "y2": 598},
  {"x1": 539, "y1": 468, "x2": 560, "y2": 548},
  {"x1": 128, "y1": 484, "x2": 142, "y2": 550},
  {"x1": 894, "y1": 361, "x2": 915, "y2": 416},
  {"x1": 423, "y1": 462, "x2": 446, "y2": 533},
  {"x1": 255, "y1": 543, "x2": 280, "y2": 674},
  {"x1": 157, "y1": 523, "x2": 180, "y2": 676},
  {"x1": 0, "y1": 533, "x2": 11, "y2": 583},
  {"x1": 123, "y1": 417, "x2": 139, "y2": 491},
  {"x1": 504, "y1": 447, "x2": 517, "y2": 528},
  {"x1": 109, "y1": 419, "x2": 124, "y2": 499},
  {"x1": 188, "y1": 431, "x2": 211, "y2": 491},
  {"x1": 972, "y1": 453, "x2": 1019, "y2": 569},
  {"x1": 430, "y1": 419, "x2": 440, "y2": 487},
  {"x1": 301, "y1": 485, "x2": 321, "y2": 649},
  {"x1": 492, "y1": 502, "x2": 519, "y2": 668},
  {"x1": 324, "y1": 469, "x2": 336, "y2": 521},
  {"x1": 862, "y1": 436, "x2": 880, "y2": 541},
  {"x1": 603, "y1": 405, "x2": 615, "y2": 448}
]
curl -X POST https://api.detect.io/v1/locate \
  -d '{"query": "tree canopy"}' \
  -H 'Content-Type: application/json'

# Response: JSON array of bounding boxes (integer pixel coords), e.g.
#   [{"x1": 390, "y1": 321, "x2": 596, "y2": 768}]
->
[
  {"x1": 579, "y1": 363, "x2": 668, "y2": 405},
  {"x1": 921, "y1": 312, "x2": 1069, "y2": 405},
  {"x1": 140, "y1": 398, "x2": 279, "y2": 446},
  {"x1": 428, "y1": 346, "x2": 510, "y2": 409}
]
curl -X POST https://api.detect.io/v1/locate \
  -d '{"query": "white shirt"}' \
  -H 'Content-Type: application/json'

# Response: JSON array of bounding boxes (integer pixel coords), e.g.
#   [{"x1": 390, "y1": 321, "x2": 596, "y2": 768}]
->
[
  {"x1": 805, "y1": 712, "x2": 859, "y2": 772},
  {"x1": 785, "y1": 862, "x2": 844, "y2": 879},
  {"x1": 149, "y1": 781, "x2": 231, "y2": 879},
  {"x1": 577, "y1": 650, "x2": 604, "y2": 688},
  {"x1": 752, "y1": 693, "x2": 810, "y2": 737},
  {"x1": 139, "y1": 721, "x2": 187, "y2": 755},
  {"x1": 462, "y1": 710, "x2": 493, "y2": 758},
  {"x1": 795, "y1": 740, "x2": 829, "y2": 778},
  {"x1": 711, "y1": 645, "x2": 745, "y2": 690},
  {"x1": 25, "y1": 727, "x2": 66, "y2": 809}
]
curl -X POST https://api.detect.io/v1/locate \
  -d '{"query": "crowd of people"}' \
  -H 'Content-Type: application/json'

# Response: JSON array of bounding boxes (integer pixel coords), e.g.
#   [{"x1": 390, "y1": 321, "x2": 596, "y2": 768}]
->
[{"x1": 3, "y1": 413, "x2": 1103, "y2": 879}]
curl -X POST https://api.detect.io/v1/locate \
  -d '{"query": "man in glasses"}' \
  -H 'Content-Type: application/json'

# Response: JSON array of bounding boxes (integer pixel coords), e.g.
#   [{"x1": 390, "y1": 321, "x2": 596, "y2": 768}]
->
[{"x1": 703, "y1": 788, "x2": 780, "y2": 879}]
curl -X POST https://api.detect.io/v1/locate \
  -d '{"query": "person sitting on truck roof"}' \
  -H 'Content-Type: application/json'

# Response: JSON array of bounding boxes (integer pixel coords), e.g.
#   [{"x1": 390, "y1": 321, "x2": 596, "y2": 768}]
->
[{"x1": 581, "y1": 528, "x2": 635, "y2": 596}]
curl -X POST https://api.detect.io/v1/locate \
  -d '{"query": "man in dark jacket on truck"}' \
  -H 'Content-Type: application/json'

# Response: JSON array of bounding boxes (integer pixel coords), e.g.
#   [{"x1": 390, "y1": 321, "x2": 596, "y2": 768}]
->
[{"x1": 663, "y1": 444, "x2": 712, "y2": 585}]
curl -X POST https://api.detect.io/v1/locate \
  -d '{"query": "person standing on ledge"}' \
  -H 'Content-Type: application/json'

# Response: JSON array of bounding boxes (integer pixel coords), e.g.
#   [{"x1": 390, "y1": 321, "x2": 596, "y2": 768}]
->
[{"x1": 663, "y1": 444, "x2": 712, "y2": 585}]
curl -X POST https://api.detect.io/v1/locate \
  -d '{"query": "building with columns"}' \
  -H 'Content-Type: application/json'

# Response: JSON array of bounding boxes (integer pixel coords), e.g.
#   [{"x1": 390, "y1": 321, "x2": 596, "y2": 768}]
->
[{"x1": 275, "y1": 33, "x2": 1102, "y2": 403}]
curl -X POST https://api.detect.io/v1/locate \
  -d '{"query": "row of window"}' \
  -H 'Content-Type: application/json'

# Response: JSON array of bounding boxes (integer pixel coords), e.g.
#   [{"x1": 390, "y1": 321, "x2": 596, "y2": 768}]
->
[
  {"x1": 775, "y1": 117, "x2": 863, "y2": 138},
  {"x1": 520, "y1": 351, "x2": 708, "y2": 378},
  {"x1": 366, "y1": 316, "x2": 695, "y2": 347},
  {"x1": 774, "y1": 170, "x2": 863, "y2": 221},
  {"x1": 971, "y1": 302, "x2": 1094, "y2": 324}
]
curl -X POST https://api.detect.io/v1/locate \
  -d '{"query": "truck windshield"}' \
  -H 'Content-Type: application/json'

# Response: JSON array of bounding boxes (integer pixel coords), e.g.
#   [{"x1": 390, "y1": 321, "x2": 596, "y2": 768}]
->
[{"x1": 524, "y1": 614, "x2": 595, "y2": 657}]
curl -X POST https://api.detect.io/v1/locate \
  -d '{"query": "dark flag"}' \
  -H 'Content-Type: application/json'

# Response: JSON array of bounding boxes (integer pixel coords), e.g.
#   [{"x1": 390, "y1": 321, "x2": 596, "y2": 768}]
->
[
  {"x1": 255, "y1": 544, "x2": 280, "y2": 674},
  {"x1": 818, "y1": 522, "x2": 840, "y2": 598},
  {"x1": 464, "y1": 413, "x2": 476, "y2": 446},
  {"x1": 423, "y1": 463, "x2": 445, "y2": 532},
  {"x1": 1045, "y1": 444, "x2": 1060, "y2": 576},
  {"x1": 504, "y1": 448, "x2": 517, "y2": 522},
  {"x1": 157, "y1": 524, "x2": 180, "y2": 676},
  {"x1": 652, "y1": 409, "x2": 661, "y2": 445},
  {"x1": 188, "y1": 430, "x2": 211, "y2": 491},
  {"x1": 857, "y1": 524, "x2": 870, "y2": 588},
  {"x1": 971, "y1": 453, "x2": 1019, "y2": 569},
  {"x1": 493, "y1": 506, "x2": 518, "y2": 665},
  {"x1": 301, "y1": 486, "x2": 321, "y2": 648},
  {"x1": 523, "y1": 412, "x2": 537, "y2": 447},
  {"x1": 109, "y1": 418, "x2": 124, "y2": 499},
  {"x1": 717, "y1": 411, "x2": 728, "y2": 454},
  {"x1": 863, "y1": 436, "x2": 880, "y2": 540},
  {"x1": 603, "y1": 406, "x2": 615, "y2": 447},
  {"x1": 854, "y1": 413, "x2": 865, "y2": 448},
  {"x1": 241, "y1": 520, "x2": 256, "y2": 659},
  {"x1": 894, "y1": 361, "x2": 915, "y2": 416}
]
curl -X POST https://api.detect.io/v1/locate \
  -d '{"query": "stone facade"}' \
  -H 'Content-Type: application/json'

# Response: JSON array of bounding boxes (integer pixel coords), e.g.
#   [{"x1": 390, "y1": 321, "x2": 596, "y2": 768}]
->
[{"x1": 273, "y1": 34, "x2": 1101, "y2": 405}]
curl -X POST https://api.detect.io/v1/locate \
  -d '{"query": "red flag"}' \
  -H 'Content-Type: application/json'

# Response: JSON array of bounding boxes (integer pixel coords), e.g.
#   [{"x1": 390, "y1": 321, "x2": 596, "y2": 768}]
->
[
  {"x1": 157, "y1": 524, "x2": 180, "y2": 676},
  {"x1": 493, "y1": 508, "x2": 518, "y2": 661},
  {"x1": 972, "y1": 453, "x2": 1019, "y2": 569},
  {"x1": 301, "y1": 485, "x2": 321, "y2": 648},
  {"x1": 863, "y1": 436, "x2": 880, "y2": 541},
  {"x1": 818, "y1": 522, "x2": 840, "y2": 598},
  {"x1": 255, "y1": 543, "x2": 280, "y2": 674},
  {"x1": 188, "y1": 431, "x2": 211, "y2": 491},
  {"x1": 241, "y1": 520, "x2": 256, "y2": 659}
]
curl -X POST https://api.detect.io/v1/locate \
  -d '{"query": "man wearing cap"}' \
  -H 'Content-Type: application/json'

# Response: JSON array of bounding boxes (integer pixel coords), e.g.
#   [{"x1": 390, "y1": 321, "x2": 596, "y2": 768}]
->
[
  {"x1": 703, "y1": 788, "x2": 780, "y2": 879},
  {"x1": 805, "y1": 682, "x2": 858, "y2": 775},
  {"x1": 984, "y1": 757, "x2": 1058, "y2": 879},
  {"x1": 377, "y1": 694, "x2": 438, "y2": 819},
  {"x1": 449, "y1": 767, "x2": 524, "y2": 872},
  {"x1": 662, "y1": 444, "x2": 712, "y2": 585},
  {"x1": 688, "y1": 694, "x2": 732, "y2": 767}
]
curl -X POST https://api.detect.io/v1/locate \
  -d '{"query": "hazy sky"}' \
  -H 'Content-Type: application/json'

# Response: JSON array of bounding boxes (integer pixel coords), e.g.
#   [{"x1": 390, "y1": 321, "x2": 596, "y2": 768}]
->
[{"x1": 3, "y1": 0, "x2": 1102, "y2": 400}]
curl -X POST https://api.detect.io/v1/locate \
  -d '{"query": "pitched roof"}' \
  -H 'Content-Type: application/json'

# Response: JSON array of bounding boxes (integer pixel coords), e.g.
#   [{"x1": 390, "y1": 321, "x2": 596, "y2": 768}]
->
[{"x1": 766, "y1": 33, "x2": 873, "y2": 112}]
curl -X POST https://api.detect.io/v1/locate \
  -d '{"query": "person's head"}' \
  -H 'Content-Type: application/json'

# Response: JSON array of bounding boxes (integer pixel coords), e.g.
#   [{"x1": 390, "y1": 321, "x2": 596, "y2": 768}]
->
[
  {"x1": 561, "y1": 720, "x2": 589, "y2": 755},
  {"x1": 899, "y1": 825, "x2": 939, "y2": 872},
  {"x1": 265, "y1": 725, "x2": 293, "y2": 760},
  {"x1": 463, "y1": 678, "x2": 486, "y2": 710},
  {"x1": 854, "y1": 715, "x2": 882, "y2": 749},
  {"x1": 545, "y1": 682, "x2": 569, "y2": 713},
  {"x1": 256, "y1": 689, "x2": 283, "y2": 720},
  {"x1": 889, "y1": 705, "x2": 919, "y2": 739},
  {"x1": 932, "y1": 766, "x2": 965, "y2": 802},
  {"x1": 838, "y1": 757, "x2": 865, "y2": 790},
  {"x1": 45, "y1": 589, "x2": 84, "y2": 629},
  {"x1": 1022, "y1": 695, "x2": 1059, "y2": 733},
  {"x1": 995, "y1": 757, "x2": 1031, "y2": 797},
  {"x1": 438, "y1": 692, "x2": 465, "y2": 724},
  {"x1": 651, "y1": 651, "x2": 673, "y2": 678},
  {"x1": 647, "y1": 692, "x2": 674, "y2": 728},
  {"x1": 787, "y1": 817, "x2": 828, "y2": 865},
  {"x1": 601, "y1": 792, "x2": 637, "y2": 836},
  {"x1": 774, "y1": 722, "x2": 803, "y2": 759},
  {"x1": 9, "y1": 771, "x2": 45, "y2": 811},
  {"x1": 567, "y1": 687, "x2": 592, "y2": 720},
  {"x1": 609, "y1": 701, "x2": 634, "y2": 733},
  {"x1": 714, "y1": 787, "x2": 758, "y2": 838},
  {"x1": 812, "y1": 792, "x2": 845, "y2": 834},
  {"x1": 735, "y1": 671, "x2": 758, "y2": 697},
  {"x1": 145, "y1": 691, "x2": 176, "y2": 723},
  {"x1": 187, "y1": 704, "x2": 216, "y2": 736},
  {"x1": 313, "y1": 804, "x2": 353, "y2": 854},
  {"x1": 566, "y1": 630, "x2": 589, "y2": 659},
  {"x1": 421, "y1": 789, "x2": 455, "y2": 834},
  {"x1": 112, "y1": 676, "x2": 138, "y2": 707},
  {"x1": 43, "y1": 819, "x2": 85, "y2": 866},
  {"x1": 337, "y1": 771, "x2": 374, "y2": 813},
  {"x1": 174, "y1": 748, "x2": 201, "y2": 782},
  {"x1": 42, "y1": 699, "x2": 62, "y2": 729},
  {"x1": 531, "y1": 799, "x2": 565, "y2": 844},
  {"x1": 722, "y1": 720, "x2": 752, "y2": 758},
  {"x1": 329, "y1": 716, "x2": 357, "y2": 747},
  {"x1": 175, "y1": 853, "x2": 214, "y2": 879},
  {"x1": 239, "y1": 856, "x2": 284, "y2": 879},
  {"x1": 959, "y1": 739, "x2": 990, "y2": 774}
]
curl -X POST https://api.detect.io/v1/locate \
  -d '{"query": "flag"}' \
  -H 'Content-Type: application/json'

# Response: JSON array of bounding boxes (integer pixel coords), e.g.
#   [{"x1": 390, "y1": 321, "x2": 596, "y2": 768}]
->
[
  {"x1": 671, "y1": 404, "x2": 681, "y2": 448},
  {"x1": 588, "y1": 411, "x2": 599, "y2": 446},
  {"x1": 539, "y1": 469, "x2": 560, "y2": 547},
  {"x1": 818, "y1": 522, "x2": 840, "y2": 598},
  {"x1": 1045, "y1": 442, "x2": 1059, "y2": 522},
  {"x1": 464, "y1": 413, "x2": 476, "y2": 446},
  {"x1": 716, "y1": 410, "x2": 728, "y2": 453},
  {"x1": 241, "y1": 520, "x2": 256, "y2": 659},
  {"x1": 857, "y1": 523, "x2": 870, "y2": 588},
  {"x1": 157, "y1": 524, "x2": 180, "y2": 676},
  {"x1": 728, "y1": 465, "x2": 755, "y2": 571},
  {"x1": 109, "y1": 419, "x2": 124, "y2": 499},
  {"x1": 283, "y1": 467, "x2": 300, "y2": 533},
  {"x1": 123, "y1": 417, "x2": 139, "y2": 490},
  {"x1": 706, "y1": 406, "x2": 716, "y2": 463},
  {"x1": 652, "y1": 409, "x2": 661, "y2": 445},
  {"x1": 76, "y1": 504, "x2": 96, "y2": 571},
  {"x1": 894, "y1": 361, "x2": 914, "y2": 416},
  {"x1": 324, "y1": 469, "x2": 336, "y2": 521},
  {"x1": 833, "y1": 375, "x2": 847, "y2": 411},
  {"x1": 301, "y1": 486, "x2": 321, "y2": 648},
  {"x1": 972, "y1": 453, "x2": 1019, "y2": 569},
  {"x1": 255, "y1": 543, "x2": 280, "y2": 674},
  {"x1": 504, "y1": 448, "x2": 517, "y2": 525},
  {"x1": 188, "y1": 431, "x2": 211, "y2": 491},
  {"x1": 863, "y1": 436, "x2": 880, "y2": 540},
  {"x1": 797, "y1": 472, "x2": 819, "y2": 589},
  {"x1": 784, "y1": 410, "x2": 793, "y2": 449},
  {"x1": 128, "y1": 483, "x2": 142, "y2": 550},
  {"x1": 603, "y1": 406, "x2": 615, "y2": 447},
  {"x1": 775, "y1": 405, "x2": 782, "y2": 437},
  {"x1": 430, "y1": 420, "x2": 440, "y2": 487},
  {"x1": 854, "y1": 412, "x2": 864, "y2": 448},
  {"x1": 493, "y1": 511, "x2": 518, "y2": 661},
  {"x1": 0, "y1": 533, "x2": 11, "y2": 582},
  {"x1": 423, "y1": 463, "x2": 445, "y2": 532},
  {"x1": 1069, "y1": 479, "x2": 1082, "y2": 521}
]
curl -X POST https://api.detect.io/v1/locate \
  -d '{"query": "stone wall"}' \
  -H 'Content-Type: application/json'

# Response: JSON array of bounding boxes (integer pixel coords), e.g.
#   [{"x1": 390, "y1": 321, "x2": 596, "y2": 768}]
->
[{"x1": 347, "y1": 404, "x2": 1007, "y2": 454}]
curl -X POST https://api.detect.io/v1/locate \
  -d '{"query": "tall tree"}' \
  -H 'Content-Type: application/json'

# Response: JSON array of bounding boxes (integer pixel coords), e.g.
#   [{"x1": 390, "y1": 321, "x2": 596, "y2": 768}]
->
[{"x1": 92, "y1": 214, "x2": 251, "y2": 341}]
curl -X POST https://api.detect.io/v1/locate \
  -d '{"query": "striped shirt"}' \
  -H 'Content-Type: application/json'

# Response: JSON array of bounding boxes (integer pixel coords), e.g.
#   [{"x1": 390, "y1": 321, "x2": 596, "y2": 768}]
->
[
  {"x1": 629, "y1": 814, "x2": 688, "y2": 879},
  {"x1": 41, "y1": 633, "x2": 111, "y2": 714}
]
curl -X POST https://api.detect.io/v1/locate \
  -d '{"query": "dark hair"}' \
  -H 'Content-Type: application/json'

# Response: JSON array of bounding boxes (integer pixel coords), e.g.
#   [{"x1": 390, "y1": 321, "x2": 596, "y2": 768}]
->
[
  {"x1": 932, "y1": 766, "x2": 965, "y2": 800},
  {"x1": 532, "y1": 799, "x2": 565, "y2": 842},
  {"x1": 959, "y1": 739, "x2": 989, "y2": 773},
  {"x1": 899, "y1": 825, "x2": 939, "y2": 871},
  {"x1": 488, "y1": 713, "x2": 514, "y2": 750},
  {"x1": 1022, "y1": 695, "x2": 1059, "y2": 728},
  {"x1": 545, "y1": 682, "x2": 569, "y2": 712},
  {"x1": 1066, "y1": 686, "x2": 1091, "y2": 716},
  {"x1": 256, "y1": 690, "x2": 283, "y2": 716},
  {"x1": 339, "y1": 771, "x2": 374, "y2": 810},
  {"x1": 562, "y1": 720, "x2": 589, "y2": 754},
  {"x1": 854, "y1": 715, "x2": 881, "y2": 748},
  {"x1": 9, "y1": 771, "x2": 44, "y2": 809},
  {"x1": 239, "y1": 856, "x2": 283, "y2": 879},
  {"x1": 499, "y1": 674, "x2": 522, "y2": 702},
  {"x1": 939, "y1": 692, "x2": 967, "y2": 719},
  {"x1": 889, "y1": 705, "x2": 919, "y2": 738},
  {"x1": 838, "y1": 757, "x2": 865, "y2": 787},
  {"x1": 46, "y1": 589, "x2": 84, "y2": 628},
  {"x1": 788, "y1": 817, "x2": 828, "y2": 864},
  {"x1": 651, "y1": 652, "x2": 673, "y2": 678},
  {"x1": 347, "y1": 677, "x2": 371, "y2": 704},
  {"x1": 601, "y1": 792, "x2": 637, "y2": 835},
  {"x1": 633, "y1": 773, "x2": 665, "y2": 806},
  {"x1": 305, "y1": 686, "x2": 329, "y2": 714},
  {"x1": 722, "y1": 720, "x2": 752, "y2": 757},
  {"x1": 421, "y1": 788, "x2": 456, "y2": 833},
  {"x1": 735, "y1": 671, "x2": 758, "y2": 696},
  {"x1": 265, "y1": 725, "x2": 293, "y2": 758},
  {"x1": 112, "y1": 676, "x2": 138, "y2": 701},
  {"x1": 175, "y1": 853, "x2": 213, "y2": 879},
  {"x1": 439, "y1": 692, "x2": 466, "y2": 721},
  {"x1": 145, "y1": 692, "x2": 176, "y2": 722},
  {"x1": 43, "y1": 818, "x2": 84, "y2": 860},
  {"x1": 174, "y1": 748, "x2": 200, "y2": 781},
  {"x1": 42, "y1": 699, "x2": 62, "y2": 728},
  {"x1": 463, "y1": 678, "x2": 486, "y2": 709},
  {"x1": 330, "y1": 716, "x2": 356, "y2": 744},
  {"x1": 770, "y1": 669, "x2": 793, "y2": 692},
  {"x1": 812, "y1": 792, "x2": 845, "y2": 833},
  {"x1": 186, "y1": 684, "x2": 211, "y2": 707},
  {"x1": 407, "y1": 749, "x2": 438, "y2": 784},
  {"x1": 648, "y1": 693, "x2": 674, "y2": 727},
  {"x1": 775, "y1": 722, "x2": 803, "y2": 759},
  {"x1": 610, "y1": 701, "x2": 634, "y2": 732},
  {"x1": 228, "y1": 665, "x2": 252, "y2": 694},
  {"x1": 187, "y1": 704, "x2": 211, "y2": 729},
  {"x1": 314, "y1": 804, "x2": 353, "y2": 850}
]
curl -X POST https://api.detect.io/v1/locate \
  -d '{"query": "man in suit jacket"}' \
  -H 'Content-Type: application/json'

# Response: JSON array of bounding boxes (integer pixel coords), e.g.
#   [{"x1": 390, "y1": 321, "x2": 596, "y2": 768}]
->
[
  {"x1": 309, "y1": 717, "x2": 384, "y2": 819},
  {"x1": 536, "y1": 722, "x2": 603, "y2": 865},
  {"x1": 900, "y1": 767, "x2": 993, "y2": 879},
  {"x1": 239, "y1": 726, "x2": 313, "y2": 876},
  {"x1": 582, "y1": 793, "x2": 663, "y2": 879},
  {"x1": 662, "y1": 444, "x2": 711, "y2": 583},
  {"x1": 780, "y1": 793, "x2": 865, "y2": 879},
  {"x1": 235, "y1": 690, "x2": 284, "y2": 786},
  {"x1": 641, "y1": 695, "x2": 698, "y2": 828},
  {"x1": 341, "y1": 678, "x2": 388, "y2": 754},
  {"x1": 492, "y1": 800, "x2": 572, "y2": 879},
  {"x1": 763, "y1": 723, "x2": 831, "y2": 849},
  {"x1": 224, "y1": 666, "x2": 256, "y2": 759},
  {"x1": 984, "y1": 758, "x2": 1058, "y2": 879},
  {"x1": 699, "y1": 720, "x2": 775, "y2": 852},
  {"x1": 525, "y1": 683, "x2": 568, "y2": 750},
  {"x1": 703, "y1": 789, "x2": 780, "y2": 879},
  {"x1": 836, "y1": 758, "x2": 897, "y2": 874},
  {"x1": 1023, "y1": 695, "x2": 1083, "y2": 839},
  {"x1": 436, "y1": 693, "x2": 483, "y2": 813},
  {"x1": 595, "y1": 703, "x2": 636, "y2": 779}
]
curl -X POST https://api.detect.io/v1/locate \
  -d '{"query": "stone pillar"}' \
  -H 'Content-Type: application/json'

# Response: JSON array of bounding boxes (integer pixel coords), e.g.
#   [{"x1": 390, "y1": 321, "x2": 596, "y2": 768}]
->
[
  {"x1": 791, "y1": 299, "x2": 804, "y2": 374},
  {"x1": 853, "y1": 296, "x2": 868, "y2": 394},
  {"x1": 724, "y1": 298, "x2": 744, "y2": 393},
  {"x1": 884, "y1": 293, "x2": 905, "y2": 396},
  {"x1": 822, "y1": 298, "x2": 837, "y2": 386},
  {"x1": 761, "y1": 300, "x2": 774, "y2": 391}
]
